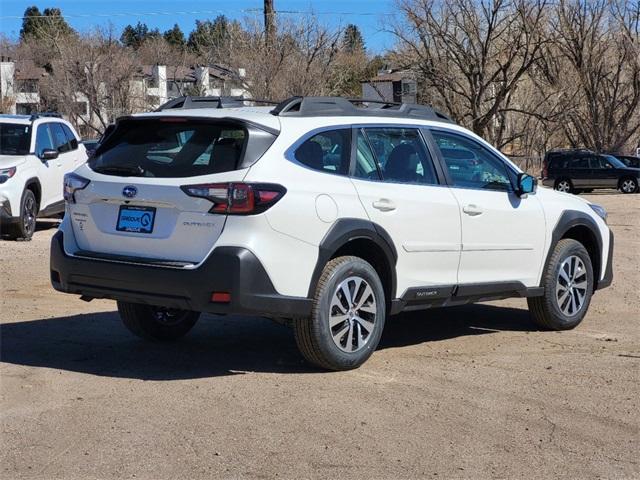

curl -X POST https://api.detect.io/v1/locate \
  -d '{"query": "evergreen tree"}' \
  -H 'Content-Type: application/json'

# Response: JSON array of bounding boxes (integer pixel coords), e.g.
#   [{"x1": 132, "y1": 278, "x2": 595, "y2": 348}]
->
[
  {"x1": 187, "y1": 16, "x2": 231, "y2": 54},
  {"x1": 20, "y1": 6, "x2": 75, "y2": 41},
  {"x1": 121, "y1": 22, "x2": 160, "y2": 49},
  {"x1": 164, "y1": 24, "x2": 186, "y2": 48},
  {"x1": 342, "y1": 24, "x2": 365, "y2": 54}
]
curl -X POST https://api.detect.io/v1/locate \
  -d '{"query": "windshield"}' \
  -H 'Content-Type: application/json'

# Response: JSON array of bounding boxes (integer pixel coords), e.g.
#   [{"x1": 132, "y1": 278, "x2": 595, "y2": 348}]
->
[
  {"x1": 603, "y1": 155, "x2": 627, "y2": 169},
  {"x1": 0, "y1": 123, "x2": 31, "y2": 155},
  {"x1": 89, "y1": 119, "x2": 247, "y2": 178}
]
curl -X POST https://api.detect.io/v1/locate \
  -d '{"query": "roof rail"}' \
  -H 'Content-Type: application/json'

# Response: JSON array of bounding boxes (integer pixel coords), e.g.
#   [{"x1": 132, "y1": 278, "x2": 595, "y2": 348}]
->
[
  {"x1": 156, "y1": 96, "x2": 279, "y2": 112},
  {"x1": 270, "y1": 96, "x2": 454, "y2": 123},
  {"x1": 29, "y1": 112, "x2": 62, "y2": 121}
]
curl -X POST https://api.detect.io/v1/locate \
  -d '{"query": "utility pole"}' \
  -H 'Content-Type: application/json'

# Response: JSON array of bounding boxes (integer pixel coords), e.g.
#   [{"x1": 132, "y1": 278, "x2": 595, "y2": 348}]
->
[{"x1": 264, "y1": 0, "x2": 275, "y2": 47}]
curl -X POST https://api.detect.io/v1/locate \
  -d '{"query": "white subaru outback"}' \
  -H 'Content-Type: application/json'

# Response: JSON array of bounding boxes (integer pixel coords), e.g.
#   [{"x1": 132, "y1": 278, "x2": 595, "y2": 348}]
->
[
  {"x1": 50, "y1": 97, "x2": 613, "y2": 370},
  {"x1": 0, "y1": 114, "x2": 87, "y2": 240}
]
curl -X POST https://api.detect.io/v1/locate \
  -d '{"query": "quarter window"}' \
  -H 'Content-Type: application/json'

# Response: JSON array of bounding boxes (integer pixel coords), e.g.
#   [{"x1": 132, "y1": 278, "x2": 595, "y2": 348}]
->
[
  {"x1": 294, "y1": 129, "x2": 351, "y2": 175},
  {"x1": 363, "y1": 128, "x2": 437, "y2": 185},
  {"x1": 431, "y1": 130, "x2": 512, "y2": 191}
]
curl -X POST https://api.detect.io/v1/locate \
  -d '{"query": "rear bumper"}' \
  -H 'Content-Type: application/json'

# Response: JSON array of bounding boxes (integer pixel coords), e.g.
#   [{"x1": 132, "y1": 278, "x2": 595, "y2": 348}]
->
[{"x1": 50, "y1": 231, "x2": 312, "y2": 318}]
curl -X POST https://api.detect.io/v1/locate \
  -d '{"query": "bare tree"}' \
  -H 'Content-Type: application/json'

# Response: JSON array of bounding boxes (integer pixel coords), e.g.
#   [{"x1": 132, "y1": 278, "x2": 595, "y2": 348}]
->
[
  {"x1": 534, "y1": 0, "x2": 640, "y2": 153},
  {"x1": 42, "y1": 28, "x2": 140, "y2": 135},
  {"x1": 392, "y1": 0, "x2": 549, "y2": 148}
]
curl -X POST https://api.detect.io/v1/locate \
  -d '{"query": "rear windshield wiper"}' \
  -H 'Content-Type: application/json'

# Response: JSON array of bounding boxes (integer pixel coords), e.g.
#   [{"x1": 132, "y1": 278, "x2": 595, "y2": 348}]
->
[{"x1": 92, "y1": 165, "x2": 145, "y2": 177}]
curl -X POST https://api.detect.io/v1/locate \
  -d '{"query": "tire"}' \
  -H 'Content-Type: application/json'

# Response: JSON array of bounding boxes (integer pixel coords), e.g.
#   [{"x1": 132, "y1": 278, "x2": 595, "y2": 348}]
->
[
  {"x1": 6, "y1": 189, "x2": 38, "y2": 240},
  {"x1": 117, "y1": 301, "x2": 200, "y2": 341},
  {"x1": 528, "y1": 239, "x2": 594, "y2": 330},
  {"x1": 554, "y1": 178, "x2": 573, "y2": 194},
  {"x1": 619, "y1": 177, "x2": 638, "y2": 194},
  {"x1": 293, "y1": 256, "x2": 386, "y2": 371}
]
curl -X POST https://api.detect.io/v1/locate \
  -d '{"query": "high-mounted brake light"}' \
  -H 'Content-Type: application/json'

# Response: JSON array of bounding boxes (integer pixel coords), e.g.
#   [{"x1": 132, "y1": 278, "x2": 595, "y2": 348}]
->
[{"x1": 180, "y1": 182, "x2": 286, "y2": 215}]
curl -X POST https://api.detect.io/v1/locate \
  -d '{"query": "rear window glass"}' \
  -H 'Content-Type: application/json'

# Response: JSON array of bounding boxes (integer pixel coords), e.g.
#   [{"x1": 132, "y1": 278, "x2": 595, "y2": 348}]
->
[{"x1": 89, "y1": 119, "x2": 247, "y2": 178}]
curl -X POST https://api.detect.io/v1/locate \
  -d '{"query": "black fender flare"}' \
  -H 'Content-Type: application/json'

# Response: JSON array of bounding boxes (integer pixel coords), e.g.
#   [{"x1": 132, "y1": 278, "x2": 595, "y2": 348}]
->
[
  {"x1": 307, "y1": 218, "x2": 398, "y2": 299},
  {"x1": 542, "y1": 210, "x2": 604, "y2": 288},
  {"x1": 22, "y1": 177, "x2": 43, "y2": 211}
]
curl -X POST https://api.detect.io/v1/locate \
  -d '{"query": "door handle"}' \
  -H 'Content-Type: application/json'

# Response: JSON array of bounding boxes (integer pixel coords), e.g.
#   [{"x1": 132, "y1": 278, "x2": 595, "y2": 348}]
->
[
  {"x1": 372, "y1": 199, "x2": 396, "y2": 212},
  {"x1": 462, "y1": 204, "x2": 483, "y2": 216}
]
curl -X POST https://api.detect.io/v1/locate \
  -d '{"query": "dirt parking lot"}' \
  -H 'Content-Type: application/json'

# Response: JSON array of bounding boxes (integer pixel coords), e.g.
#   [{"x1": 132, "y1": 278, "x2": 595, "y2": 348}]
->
[{"x1": 1, "y1": 192, "x2": 638, "y2": 479}]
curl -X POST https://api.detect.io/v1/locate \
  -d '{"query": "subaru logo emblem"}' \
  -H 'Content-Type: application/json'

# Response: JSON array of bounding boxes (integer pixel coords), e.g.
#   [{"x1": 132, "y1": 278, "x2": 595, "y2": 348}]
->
[{"x1": 122, "y1": 186, "x2": 137, "y2": 198}]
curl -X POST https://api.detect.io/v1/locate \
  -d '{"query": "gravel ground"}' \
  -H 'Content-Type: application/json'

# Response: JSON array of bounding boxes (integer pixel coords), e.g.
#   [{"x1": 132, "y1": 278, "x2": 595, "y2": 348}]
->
[{"x1": 1, "y1": 192, "x2": 638, "y2": 480}]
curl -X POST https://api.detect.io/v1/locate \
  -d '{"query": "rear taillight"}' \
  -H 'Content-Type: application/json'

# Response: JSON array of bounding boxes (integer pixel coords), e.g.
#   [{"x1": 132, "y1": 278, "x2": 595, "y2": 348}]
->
[
  {"x1": 542, "y1": 161, "x2": 548, "y2": 179},
  {"x1": 63, "y1": 173, "x2": 90, "y2": 204},
  {"x1": 180, "y1": 182, "x2": 286, "y2": 215}
]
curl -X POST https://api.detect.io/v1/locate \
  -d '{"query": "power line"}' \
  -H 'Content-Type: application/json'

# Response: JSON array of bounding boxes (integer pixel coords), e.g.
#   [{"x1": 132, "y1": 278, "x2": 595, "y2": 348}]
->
[{"x1": 0, "y1": 8, "x2": 396, "y2": 21}]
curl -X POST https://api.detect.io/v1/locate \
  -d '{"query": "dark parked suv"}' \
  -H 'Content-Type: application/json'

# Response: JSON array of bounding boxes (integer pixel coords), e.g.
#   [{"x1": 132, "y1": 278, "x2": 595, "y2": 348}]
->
[
  {"x1": 612, "y1": 154, "x2": 640, "y2": 169},
  {"x1": 542, "y1": 149, "x2": 640, "y2": 194}
]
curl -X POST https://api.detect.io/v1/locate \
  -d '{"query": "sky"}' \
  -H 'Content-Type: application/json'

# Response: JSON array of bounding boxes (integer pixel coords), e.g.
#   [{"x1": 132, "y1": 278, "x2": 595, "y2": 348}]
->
[{"x1": 0, "y1": 0, "x2": 399, "y2": 52}]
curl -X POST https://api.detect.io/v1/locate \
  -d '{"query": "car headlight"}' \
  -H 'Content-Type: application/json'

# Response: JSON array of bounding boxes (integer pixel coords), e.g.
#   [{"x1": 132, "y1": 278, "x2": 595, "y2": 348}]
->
[
  {"x1": 0, "y1": 166, "x2": 17, "y2": 184},
  {"x1": 589, "y1": 203, "x2": 607, "y2": 223}
]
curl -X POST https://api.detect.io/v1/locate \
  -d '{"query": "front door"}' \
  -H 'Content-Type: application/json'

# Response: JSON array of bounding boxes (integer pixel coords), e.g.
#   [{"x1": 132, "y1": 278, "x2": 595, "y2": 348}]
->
[
  {"x1": 350, "y1": 127, "x2": 462, "y2": 296},
  {"x1": 428, "y1": 129, "x2": 546, "y2": 288}
]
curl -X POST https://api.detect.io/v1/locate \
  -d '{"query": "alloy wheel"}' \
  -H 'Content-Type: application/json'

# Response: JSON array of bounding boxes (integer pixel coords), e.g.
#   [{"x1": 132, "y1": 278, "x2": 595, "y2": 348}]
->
[
  {"x1": 151, "y1": 307, "x2": 187, "y2": 326},
  {"x1": 621, "y1": 179, "x2": 636, "y2": 193},
  {"x1": 22, "y1": 195, "x2": 36, "y2": 236},
  {"x1": 556, "y1": 181, "x2": 571, "y2": 193},
  {"x1": 329, "y1": 276, "x2": 377, "y2": 353},
  {"x1": 555, "y1": 255, "x2": 588, "y2": 317}
]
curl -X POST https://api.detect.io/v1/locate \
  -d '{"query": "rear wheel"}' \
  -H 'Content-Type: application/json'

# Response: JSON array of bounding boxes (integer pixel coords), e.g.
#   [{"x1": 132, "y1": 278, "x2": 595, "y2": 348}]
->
[
  {"x1": 293, "y1": 256, "x2": 386, "y2": 371},
  {"x1": 554, "y1": 179, "x2": 573, "y2": 194},
  {"x1": 528, "y1": 239, "x2": 594, "y2": 330},
  {"x1": 619, "y1": 177, "x2": 638, "y2": 194},
  {"x1": 117, "y1": 302, "x2": 200, "y2": 341},
  {"x1": 6, "y1": 189, "x2": 37, "y2": 240}
]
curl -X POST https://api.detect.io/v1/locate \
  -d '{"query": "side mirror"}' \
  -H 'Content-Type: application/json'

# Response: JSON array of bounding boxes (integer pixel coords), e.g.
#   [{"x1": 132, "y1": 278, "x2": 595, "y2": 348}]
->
[
  {"x1": 40, "y1": 149, "x2": 59, "y2": 161},
  {"x1": 40, "y1": 148, "x2": 58, "y2": 161},
  {"x1": 517, "y1": 173, "x2": 537, "y2": 197}
]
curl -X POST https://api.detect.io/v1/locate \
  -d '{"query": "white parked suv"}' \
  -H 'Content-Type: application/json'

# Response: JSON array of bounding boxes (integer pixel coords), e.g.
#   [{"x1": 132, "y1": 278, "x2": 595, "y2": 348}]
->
[
  {"x1": 0, "y1": 113, "x2": 87, "y2": 240},
  {"x1": 50, "y1": 97, "x2": 613, "y2": 370}
]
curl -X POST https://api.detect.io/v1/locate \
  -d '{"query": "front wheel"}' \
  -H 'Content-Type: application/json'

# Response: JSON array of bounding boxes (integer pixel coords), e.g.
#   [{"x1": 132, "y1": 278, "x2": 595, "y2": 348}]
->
[
  {"x1": 117, "y1": 302, "x2": 200, "y2": 341},
  {"x1": 293, "y1": 256, "x2": 386, "y2": 371},
  {"x1": 6, "y1": 189, "x2": 37, "y2": 240},
  {"x1": 528, "y1": 239, "x2": 594, "y2": 330},
  {"x1": 619, "y1": 177, "x2": 638, "y2": 194}
]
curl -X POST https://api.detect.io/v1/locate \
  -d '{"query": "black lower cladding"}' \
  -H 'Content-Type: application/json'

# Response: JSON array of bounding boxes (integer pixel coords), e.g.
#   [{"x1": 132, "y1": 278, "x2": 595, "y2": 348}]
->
[
  {"x1": 50, "y1": 231, "x2": 312, "y2": 317},
  {"x1": 596, "y1": 230, "x2": 614, "y2": 290},
  {"x1": 0, "y1": 198, "x2": 13, "y2": 222}
]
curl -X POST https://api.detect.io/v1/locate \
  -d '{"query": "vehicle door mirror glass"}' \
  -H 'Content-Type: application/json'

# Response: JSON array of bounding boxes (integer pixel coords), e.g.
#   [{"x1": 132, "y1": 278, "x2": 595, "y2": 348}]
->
[
  {"x1": 40, "y1": 148, "x2": 59, "y2": 161},
  {"x1": 517, "y1": 173, "x2": 536, "y2": 196}
]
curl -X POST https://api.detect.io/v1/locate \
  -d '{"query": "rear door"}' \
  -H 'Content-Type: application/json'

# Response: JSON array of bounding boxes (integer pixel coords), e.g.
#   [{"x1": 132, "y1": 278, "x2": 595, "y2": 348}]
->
[
  {"x1": 69, "y1": 118, "x2": 258, "y2": 263},
  {"x1": 569, "y1": 156, "x2": 590, "y2": 188},
  {"x1": 350, "y1": 126, "x2": 461, "y2": 293}
]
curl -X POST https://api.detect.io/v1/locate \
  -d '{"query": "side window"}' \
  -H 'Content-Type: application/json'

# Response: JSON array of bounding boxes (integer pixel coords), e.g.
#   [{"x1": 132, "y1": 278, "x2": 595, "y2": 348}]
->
[
  {"x1": 294, "y1": 129, "x2": 351, "y2": 175},
  {"x1": 364, "y1": 128, "x2": 437, "y2": 185},
  {"x1": 61, "y1": 124, "x2": 78, "y2": 150},
  {"x1": 431, "y1": 130, "x2": 512, "y2": 191},
  {"x1": 571, "y1": 157, "x2": 589, "y2": 169},
  {"x1": 353, "y1": 129, "x2": 381, "y2": 180},
  {"x1": 50, "y1": 123, "x2": 71, "y2": 153},
  {"x1": 35, "y1": 124, "x2": 54, "y2": 157}
]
